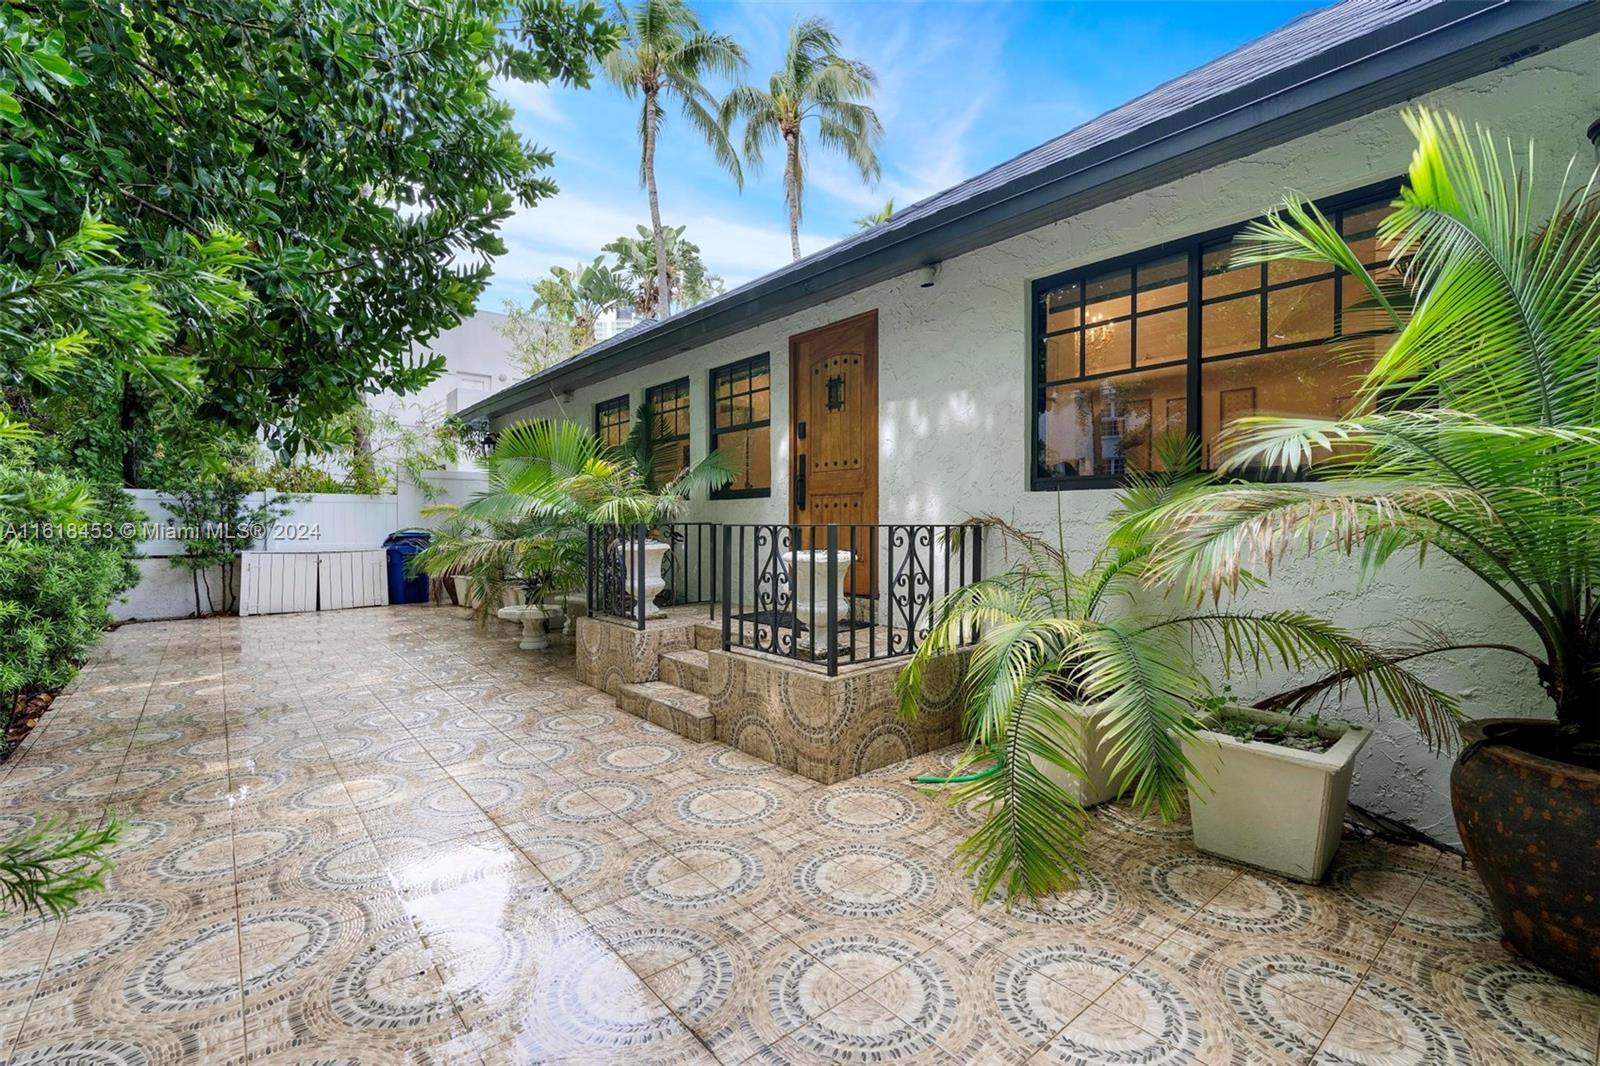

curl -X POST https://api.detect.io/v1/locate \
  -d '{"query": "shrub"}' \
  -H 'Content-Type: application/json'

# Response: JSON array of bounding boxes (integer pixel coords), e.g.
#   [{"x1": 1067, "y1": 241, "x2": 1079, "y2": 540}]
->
[{"x1": 0, "y1": 461, "x2": 139, "y2": 712}]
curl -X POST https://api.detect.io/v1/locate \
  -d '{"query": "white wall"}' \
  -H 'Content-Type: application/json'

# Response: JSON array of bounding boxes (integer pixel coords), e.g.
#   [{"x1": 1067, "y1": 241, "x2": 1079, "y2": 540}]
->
[
  {"x1": 114, "y1": 471, "x2": 486, "y2": 621},
  {"x1": 490, "y1": 37, "x2": 1600, "y2": 842}
]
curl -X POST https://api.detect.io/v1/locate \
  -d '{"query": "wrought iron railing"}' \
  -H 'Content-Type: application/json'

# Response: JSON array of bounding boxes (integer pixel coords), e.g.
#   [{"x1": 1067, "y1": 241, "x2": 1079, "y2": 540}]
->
[
  {"x1": 718, "y1": 523, "x2": 983, "y2": 675},
  {"x1": 585, "y1": 522, "x2": 719, "y2": 628}
]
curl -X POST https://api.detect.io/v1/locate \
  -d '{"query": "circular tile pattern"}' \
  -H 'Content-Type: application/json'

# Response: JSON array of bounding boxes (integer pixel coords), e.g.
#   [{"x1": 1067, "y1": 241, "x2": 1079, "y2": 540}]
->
[
  {"x1": 8, "y1": 1042, "x2": 149, "y2": 1066},
  {"x1": 0, "y1": 900, "x2": 163, "y2": 988},
  {"x1": 50, "y1": 766, "x2": 177, "y2": 802},
  {"x1": 152, "y1": 824, "x2": 308, "y2": 883},
  {"x1": 1192, "y1": 872, "x2": 1311, "y2": 934},
  {"x1": 330, "y1": 930, "x2": 457, "y2": 1029},
  {"x1": 673, "y1": 784, "x2": 779, "y2": 828},
  {"x1": 808, "y1": 785, "x2": 919, "y2": 834},
  {"x1": 598, "y1": 743, "x2": 683, "y2": 773},
  {"x1": 125, "y1": 910, "x2": 334, "y2": 1010},
  {"x1": 1146, "y1": 854, "x2": 1237, "y2": 913},
  {"x1": 541, "y1": 933, "x2": 684, "y2": 1046},
  {"x1": 1227, "y1": 955, "x2": 1468, "y2": 1064},
  {"x1": 542, "y1": 782, "x2": 647, "y2": 823},
  {"x1": 793, "y1": 845, "x2": 935, "y2": 918},
  {"x1": 994, "y1": 947, "x2": 1110, "y2": 1043},
  {"x1": 305, "y1": 837, "x2": 389, "y2": 890},
  {"x1": 1463, "y1": 963, "x2": 1598, "y2": 1065},
  {"x1": 1332, "y1": 865, "x2": 1498, "y2": 941},
  {"x1": 514, "y1": 737, "x2": 576, "y2": 765},
  {"x1": 539, "y1": 711, "x2": 612, "y2": 734},
  {"x1": 705, "y1": 747, "x2": 775, "y2": 776},
  {"x1": 769, "y1": 935, "x2": 954, "y2": 1058},
  {"x1": 520, "y1": 837, "x2": 603, "y2": 888},
  {"x1": 990, "y1": 866, "x2": 1119, "y2": 927},
  {"x1": 628, "y1": 842, "x2": 764, "y2": 909}
]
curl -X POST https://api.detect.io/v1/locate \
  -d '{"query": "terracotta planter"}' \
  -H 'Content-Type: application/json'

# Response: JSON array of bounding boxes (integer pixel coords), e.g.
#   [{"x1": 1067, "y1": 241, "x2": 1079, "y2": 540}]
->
[{"x1": 1451, "y1": 718, "x2": 1600, "y2": 992}]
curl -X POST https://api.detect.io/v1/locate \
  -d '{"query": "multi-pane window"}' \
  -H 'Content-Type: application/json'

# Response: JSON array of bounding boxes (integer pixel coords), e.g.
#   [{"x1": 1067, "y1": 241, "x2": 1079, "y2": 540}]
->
[
  {"x1": 594, "y1": 395, "x2": 630, "y2": 448},
  {"x1": 645, "y1": 378, "x2": 692, "y2": 484},
  {"x1": 709, "y1": 355, "x2": 771, "y2": 498},
  {"x1": 1032, "y1": 185, "x2": 1396, "y2": 488}
]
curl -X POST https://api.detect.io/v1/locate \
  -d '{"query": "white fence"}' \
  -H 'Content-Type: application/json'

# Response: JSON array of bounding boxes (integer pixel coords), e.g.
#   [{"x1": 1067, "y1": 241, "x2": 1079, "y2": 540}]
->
[{"x1": 116, "y1": 471, "x2": 489, "y2": 621}]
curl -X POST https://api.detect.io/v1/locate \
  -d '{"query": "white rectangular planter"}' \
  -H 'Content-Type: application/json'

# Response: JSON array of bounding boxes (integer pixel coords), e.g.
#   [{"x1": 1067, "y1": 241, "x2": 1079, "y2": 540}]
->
[
  {"x1": 1182, "y1": 709, "x2": 1370, "y2": 882},
  {"x1": 1032, "y1": 705, "x2": 1126, "y2": 809}
]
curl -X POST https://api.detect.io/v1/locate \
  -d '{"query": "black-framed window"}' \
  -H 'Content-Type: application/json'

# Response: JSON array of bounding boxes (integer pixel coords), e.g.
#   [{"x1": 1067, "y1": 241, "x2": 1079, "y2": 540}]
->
[
  {"x1": 1030, "y1": 181, "x2": 1399, "y2": 489},
  {"x1": 709, "y1": 354, "x2": 771, "y2": 498},
  {"x1": 645, "y1": 377, "x2": 692, "y2": 483},
  {"x1": 594, "y1": 395, "x2": 630, "y2": 448}
]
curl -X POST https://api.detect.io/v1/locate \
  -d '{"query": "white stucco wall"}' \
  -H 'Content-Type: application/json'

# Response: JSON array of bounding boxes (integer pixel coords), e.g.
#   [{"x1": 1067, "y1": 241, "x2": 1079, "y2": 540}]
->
[{"x1": 492, "y1": 37, "x2": 1600, "y2": 842}]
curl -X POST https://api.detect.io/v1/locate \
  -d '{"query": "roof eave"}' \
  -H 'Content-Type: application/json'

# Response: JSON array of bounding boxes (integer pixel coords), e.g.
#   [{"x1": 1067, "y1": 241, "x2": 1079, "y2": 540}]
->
[{"x1": 462, "y1": 0, "x2": 1600, "y2": 423}]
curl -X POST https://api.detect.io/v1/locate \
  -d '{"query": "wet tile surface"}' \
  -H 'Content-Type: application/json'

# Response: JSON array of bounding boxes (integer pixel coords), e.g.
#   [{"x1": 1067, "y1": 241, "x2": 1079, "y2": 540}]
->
[{"x1": 1, "y1": 607, "x2": 1596, "y2": 1064}]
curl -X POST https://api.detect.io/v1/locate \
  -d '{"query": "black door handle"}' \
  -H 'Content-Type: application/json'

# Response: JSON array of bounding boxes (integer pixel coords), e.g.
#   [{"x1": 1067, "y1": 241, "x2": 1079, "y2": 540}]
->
[{"x1": 795, "y1": 454, "x2": 807, "y2": 511}]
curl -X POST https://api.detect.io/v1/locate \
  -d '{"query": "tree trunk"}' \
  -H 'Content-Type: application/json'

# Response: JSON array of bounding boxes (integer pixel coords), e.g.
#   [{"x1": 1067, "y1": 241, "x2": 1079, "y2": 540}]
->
[
  {"x1": 350, "y1": 417, "x2": 377, "y2": 493},
  {"x1": 643, "y1": 89, "x2": 670, "y2": 318},
  {"x1": 119, "y1": 373, "x2": 140, "y2": 488},
  {"x1": 785, "y1": 131, "x2": 802, "y2": 261},
  {"x1": 192, "y1": 569, "x2": 201, "y2": 619}
]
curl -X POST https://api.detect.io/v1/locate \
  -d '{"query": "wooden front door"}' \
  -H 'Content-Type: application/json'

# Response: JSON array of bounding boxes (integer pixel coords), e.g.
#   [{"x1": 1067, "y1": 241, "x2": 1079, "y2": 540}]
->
[{"x1": 790, "y1": 311, "x2": 878, "y2": 593}]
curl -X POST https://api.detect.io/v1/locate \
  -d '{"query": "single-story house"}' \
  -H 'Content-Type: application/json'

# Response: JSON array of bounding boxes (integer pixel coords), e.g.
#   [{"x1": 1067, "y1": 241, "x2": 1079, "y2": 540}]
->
[{"x1": 461, "y1": 0, "x2": 1600, "y2": 840}]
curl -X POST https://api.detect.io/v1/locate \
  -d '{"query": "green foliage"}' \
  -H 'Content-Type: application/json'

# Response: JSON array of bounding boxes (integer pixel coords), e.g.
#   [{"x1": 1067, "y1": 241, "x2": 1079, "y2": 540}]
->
[
  {"x1": 603, "y1": 0, "x2": 745, "y2": 316},
  {"x1": 853, "y1": 199, "x2": 894, "y2": 230},
  {"x1": 0, "y1": 454, "x2": 139, "y2": 703},
  {"x1": 1126, "y1": 108, "x2": 1600, "y2": 754},
  {"x1": 1, "y1": 0, "x2": 617, "y2": 462},
  {"x1": 604, "y1": 224, "x2": 724, "y2": 314},
  {"x1": 898, "y1": 487, "x2": 1455, "y2": 906},
  {"x1": 0, "y1": 817, "x2": 122, "y2": 919},
  {"x1": 720, "y1": 16, "x2": 882, "y2": 259},
  {"x1": 157, "y1": 470, "x2": 292, "y2": 616},
  {"x1": 416, "y1": 416, "x2": 731, "y2": 623},
  {"x1": 254, "y1": 465, "x2": 345, "y2": 495}
]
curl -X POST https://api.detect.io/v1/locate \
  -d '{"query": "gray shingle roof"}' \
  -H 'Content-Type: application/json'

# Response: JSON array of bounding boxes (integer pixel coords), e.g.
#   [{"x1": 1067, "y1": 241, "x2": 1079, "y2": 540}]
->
[{"x1": 465, "y1": 0, "x2": 1597, "y2": 419}]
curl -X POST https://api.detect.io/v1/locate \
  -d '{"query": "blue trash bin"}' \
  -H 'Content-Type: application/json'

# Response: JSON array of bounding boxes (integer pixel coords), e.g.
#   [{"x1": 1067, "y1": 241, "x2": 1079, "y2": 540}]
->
[{"x1": 384, "y1": 530, "x2": 432, "y2": 604}]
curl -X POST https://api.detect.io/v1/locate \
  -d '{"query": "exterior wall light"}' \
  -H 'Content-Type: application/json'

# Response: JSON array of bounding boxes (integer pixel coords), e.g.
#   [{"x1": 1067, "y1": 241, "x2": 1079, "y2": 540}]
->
[
  {"x1": 1589, "y1": 118, "x2": 1600, "y2": 162},
  {"x1": 918, "y1": 261, "x2": 941, "y2": 289}
]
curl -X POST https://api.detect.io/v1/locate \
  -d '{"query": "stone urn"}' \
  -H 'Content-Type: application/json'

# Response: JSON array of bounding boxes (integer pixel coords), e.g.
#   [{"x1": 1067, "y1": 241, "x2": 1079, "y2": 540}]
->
[
  {"x1": 495, "y1": 604, "x2": 548, "y2": 651},
  {"x1": 640, "y1": 538, "x2": 671, "y2": 618},
  {"x1": 786, "y1": 549, "x2": 854, "y2": 627}
]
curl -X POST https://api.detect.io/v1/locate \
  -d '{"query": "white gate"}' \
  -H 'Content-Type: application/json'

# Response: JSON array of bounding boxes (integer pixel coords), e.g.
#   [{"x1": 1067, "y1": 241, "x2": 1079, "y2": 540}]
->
[{"x1": 239, "y1": 550, "x2": 387, "y2": 617}]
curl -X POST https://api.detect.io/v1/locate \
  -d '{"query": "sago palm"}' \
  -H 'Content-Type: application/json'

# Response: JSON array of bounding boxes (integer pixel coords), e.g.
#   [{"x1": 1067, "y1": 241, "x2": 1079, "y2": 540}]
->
[
  {"x1": 417, "y1": 417, "x2": 731, "y2": 621},
  {"x1": 1125, "y1": 108, "x2": 1600, "y2": 763},
  {"x1": 897, "y1": 460, "x2": 1456, "y2": 905},
  {"x1": 603, "y1": 0, "x2": 745, "y2": 316},
  {"x1": 721, "y1": 17, "x2": 881, "y2": 260}
]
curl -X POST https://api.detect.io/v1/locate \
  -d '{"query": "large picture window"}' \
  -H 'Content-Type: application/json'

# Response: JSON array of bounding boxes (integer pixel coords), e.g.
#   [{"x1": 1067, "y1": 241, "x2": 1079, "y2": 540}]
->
[
  {"x1": 709, "y1": 355, "x2": 771, "y2": 498},
  {"x1": 1030, "y1": 183, "x2": 1396, "y2": 489},
  {"x1": 594, "y1": 395, "x2": 630, "y2": 448},
  {"x1": 645, "y1": 378, "x2": 692, "y2": 484}
]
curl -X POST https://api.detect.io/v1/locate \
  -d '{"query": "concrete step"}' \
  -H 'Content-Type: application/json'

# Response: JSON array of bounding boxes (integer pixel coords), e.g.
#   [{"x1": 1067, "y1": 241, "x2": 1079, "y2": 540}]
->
[
  {"x1": 692, "y1": 623, "x2": 723, "y2": 652},
  {"x1": 659, "y1": 648, "x2": 710, "y2": 695},
  {"x1": 617, "y1": 681, "x2": 714, "y2": 743}
]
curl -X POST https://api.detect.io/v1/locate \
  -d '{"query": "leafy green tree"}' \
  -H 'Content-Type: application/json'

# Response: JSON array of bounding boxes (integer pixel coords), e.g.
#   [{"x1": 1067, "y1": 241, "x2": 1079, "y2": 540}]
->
[
  {"x1": 0, "y1": 818, "x2": 122, "y2": 919},
  {"x1": 603, "y1": 0, "x2": 745, "y2": 316},
  {"x1": 853, "y1": 199, "x2": 894, "y2": 230},
  {"x1": 504, "y1": 257, "x2": 632, "y2": 370},
  {"x1": 1, "y1": 0, "x2": 619, "y2": 476},
  {"x1": 721, "y1": 17, "x2": 882, "y2": 260},
  {"x1": 604, "y1": 224, "x2": 724, "y2": 314},
  {"x1": 158, "y1": 471, "x2": 292, "y2": 617}
]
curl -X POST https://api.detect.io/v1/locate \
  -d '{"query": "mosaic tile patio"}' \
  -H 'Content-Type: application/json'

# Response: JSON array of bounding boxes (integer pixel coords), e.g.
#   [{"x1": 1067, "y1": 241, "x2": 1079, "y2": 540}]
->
[{"x1": 0, "y1": 605, "x2": 1595, "y2": 1064}]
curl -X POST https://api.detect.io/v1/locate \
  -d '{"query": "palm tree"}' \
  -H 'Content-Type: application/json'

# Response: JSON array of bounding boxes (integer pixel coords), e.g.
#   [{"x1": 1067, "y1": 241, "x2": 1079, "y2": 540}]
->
[
  {"x1": 853, "y1": 199, "x2": 894, "y2": 230},
  {"x1": 416, "y1": 418, "x2": 732, "y2": 622},
  {"x1": 602, "y1": 0, "x2": 745, "y2": 317},
  {"x1": 532, "y1": 257, "x2": 631, "y2": 348},
  {"x1": 721, "y1": 17, "x2": 882, "y2": 260},
  {"x1": 897, "y1": 446, "x2": 1456, "y2": 905},
  {"x1": 604, "y1": 224, "x2": 724, "y2": 314}
]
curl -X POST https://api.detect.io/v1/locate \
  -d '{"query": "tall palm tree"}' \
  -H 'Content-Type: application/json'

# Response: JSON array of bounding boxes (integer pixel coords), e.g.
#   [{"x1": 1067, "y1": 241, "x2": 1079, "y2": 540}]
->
[
  {"x1": 604, "y1": 224, "x2": 724, "y2": 314},
  {"x1": 603, "y1": 0, "x2": 745, "y2": 317},
  {"x1": 721, "y1": 17, "x2": 882, "y2": 260}
]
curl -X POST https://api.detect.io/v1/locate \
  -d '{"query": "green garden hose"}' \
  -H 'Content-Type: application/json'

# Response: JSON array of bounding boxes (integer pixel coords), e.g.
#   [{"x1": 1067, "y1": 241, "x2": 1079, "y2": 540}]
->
[{"x1": 913, "y1": 747, "x2": 1005, "y2": 784}]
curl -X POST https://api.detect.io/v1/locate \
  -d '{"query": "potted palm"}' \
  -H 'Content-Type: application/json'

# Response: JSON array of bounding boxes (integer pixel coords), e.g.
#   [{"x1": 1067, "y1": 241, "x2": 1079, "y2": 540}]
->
[
  {"x1": 415, "y1": 416, "x2": 730, "y2": 628},
  {"x1": 896, "y1": 475, "x2": 1452, "y2": 904},
  {"x1": 1127, "y1": 108, "x2": 1600, "y2": 990}
]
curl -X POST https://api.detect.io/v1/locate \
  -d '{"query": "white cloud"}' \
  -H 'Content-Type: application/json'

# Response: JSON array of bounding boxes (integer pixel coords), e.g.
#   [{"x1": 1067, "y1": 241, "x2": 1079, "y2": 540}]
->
[{"x1": 491, "y1": 77, "x2": 568, "y2": 126}]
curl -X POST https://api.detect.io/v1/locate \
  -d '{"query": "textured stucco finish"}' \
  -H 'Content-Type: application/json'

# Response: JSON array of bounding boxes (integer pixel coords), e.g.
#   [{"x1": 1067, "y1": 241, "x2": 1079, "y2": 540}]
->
[{"x1": 501, "y1": 38, "x2": 1600, "y2": 841}]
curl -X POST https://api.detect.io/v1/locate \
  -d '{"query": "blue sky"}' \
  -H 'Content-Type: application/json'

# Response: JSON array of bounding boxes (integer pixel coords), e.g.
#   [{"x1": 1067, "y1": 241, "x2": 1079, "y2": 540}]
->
[{"x1": 484, "y1": 0, "x2": 1324, "y2": 311}]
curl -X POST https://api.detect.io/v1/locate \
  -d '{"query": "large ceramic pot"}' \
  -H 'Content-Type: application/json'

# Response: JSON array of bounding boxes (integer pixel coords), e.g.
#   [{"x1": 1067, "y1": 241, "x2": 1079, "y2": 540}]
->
[{"x1": 1452, "y1": 718, "x2": 1600, "y2": 992}]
